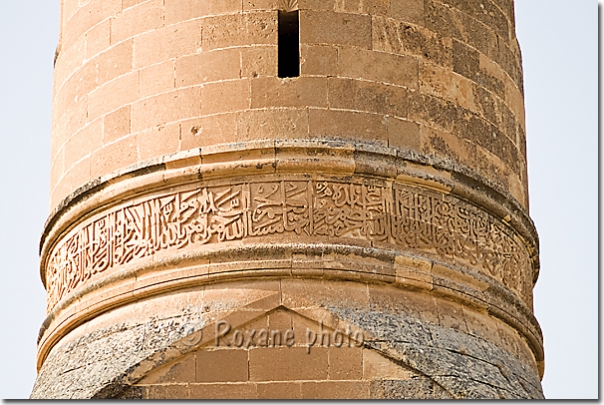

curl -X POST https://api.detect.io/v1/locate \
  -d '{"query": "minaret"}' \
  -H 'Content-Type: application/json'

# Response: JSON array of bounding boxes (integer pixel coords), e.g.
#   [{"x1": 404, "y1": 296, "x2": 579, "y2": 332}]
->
[{"x1": 32, "y1": 0, "x2": 543, "y2": 399}]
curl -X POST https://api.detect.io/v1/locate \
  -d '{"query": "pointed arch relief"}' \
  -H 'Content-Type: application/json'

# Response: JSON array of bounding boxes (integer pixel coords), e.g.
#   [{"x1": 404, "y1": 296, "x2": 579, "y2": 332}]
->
[
  {"x1": 98, "y1": 305, "x2": 456, "y2": 399},
  {"x1": 33, "y1": 279, "x2": 543, "y2": 399}
]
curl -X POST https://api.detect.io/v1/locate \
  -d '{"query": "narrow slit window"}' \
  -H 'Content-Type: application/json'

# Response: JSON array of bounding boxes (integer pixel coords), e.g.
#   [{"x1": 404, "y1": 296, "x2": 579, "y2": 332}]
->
[{"x1": 278, "y1": 11, "x2": 300, "y2": 78}]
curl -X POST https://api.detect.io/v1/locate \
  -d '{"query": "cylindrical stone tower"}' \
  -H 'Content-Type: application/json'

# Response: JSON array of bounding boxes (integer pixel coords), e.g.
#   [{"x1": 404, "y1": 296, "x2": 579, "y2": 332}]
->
[{"x1": 32, "y1": 0, "x2": 543, "y2": 399}]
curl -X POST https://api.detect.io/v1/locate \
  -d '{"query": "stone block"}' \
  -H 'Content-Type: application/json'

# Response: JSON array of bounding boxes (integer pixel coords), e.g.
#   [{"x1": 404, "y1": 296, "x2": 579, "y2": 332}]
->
[
  {"x1": 236, "y1": 108, "x2": 310, "y2": 141},
  {"x1": 466, "y1": 116, "x2": 518, "y2": 175},
  {"x1": 309, "y1": 109, "x2": 388, "y2": 145},
  {"x1": 195, "y1": 349, "x2": 249, "y2": 382},
  {"x1": 300, "y1": 10, "x2": 372, "y2": 49},
  {"x1": 137, "y1": 123, "x2": 180, "y2": 161},
  {"x1": 133, "y1": 20, "x2": 202, "y2": 69},
  {"x1": 85, "y1": 19, "x2": 111, "y2": 60},
  {"x1": 419, "y1": 125, "x2": 476, "y2": 168},
  {"x1": 245, "y1": 12, "x2": 278, "y2": 44},
  {"x1": 376, "y1": 16, "x2": 444, "y2": 59},
  {"x1": 176, "y1": 48, "x2": 241, "y2": 87},
  {"x1": 389, "y1": 0, "x2": 424, "y2": 24},
  {"x1": 472, "y1": 85, "x2": 502, "y2": 129},
  {"x1": 131, "y1": 87, "x2": 202, "y2": 132},
  {"x1": 256, "y1": 382, "x2": 302, "y2": 399},
  {"x1": 249, "y1": 347, "x2": 328, "y2": 381},
  {"x1": 62, "y1": 0, "x2": 121, "y2": 49},
  {"x1": 180, "y1": 114, "x2": 238, "y2": 150},
  {"x1": 88, "y1": 71, "x2": 139, "y2": 121},
  {"x1": 64, "y1": 119, "x2": 103, "y2": 171},
  {"x1": 90, "y1": 134, "x2": 138, "y2": 178},
  {"x1": 188, "y1": 383, "x2": 257, "y2": 399},
  {"x1": 57, "y1": 60, "x2": 98, "y2": 119},
  {"x1": 370, "y1": 378, "x2": 451, "y2": 399},
  {"x1": 408, "y1": 91, "x2": 465, "y2": 134},
  {"x1": 52, "y1": 100, "x2": 81, "y2": 151},
  {"x1": 334, "y1": 0, "x2": 389, "y2": 15},
  {"x1": 420, "y1": 62, "x2": 477, "y2": 113},
  {"x1": 389, "y1": 118, "x2": 420, "y2": 150},
  {"x1": 61, "y1": 0, "x2": 80, "y2": 25},
  {"x1": 111, "y1": 0, "x2": 164, "y2": 44},
  {"x1": 165, "y1": 0, "x2": 203, "y2": 24},
  {"x1": 300, "y1": 44, "x2": 337, "y2": 77},
  {"x1": 267, "y1": 310, "x2": 293, "y2": 333},
  {"x1": 504, "y1": 78, "x2": 525, "y2": 127},
  {"x1": 495, "y1": 40, "x2": 523, "y2": 91},
  {"x1": 368, "y1": 284, "x2": 422, "y2": 318},
  {"x1": 328, "y1": 347, "x2": 363, "y2": 380},
  {"x1": 56, "y1": 94, "x2": 89, "y2": 140},
  {"x1": 439, "y1": 0, "x2": 509, "y2": 39},
  {"x1": 201, "y1": 79, "x2": 251, "y2": 115},
  {"x1": 145, "y1": 384, "x2": 188, "y2": 399},
  {"x1": 328, "y1": 78, "x2": 408, "y2": 118},
  {"x1": 477, "y1": 52, "x2": 506, "y2": 96},
  {"x1": 60, "y1": 157, "x2": 92, "y2": 197},
  {"x1": 301, "y1": 381, "x2": 371, "y2": 399},
  {"x1": 338, "y1": 47, "x2": 418, "y2": 89},
  {"x1": 251, "y1": 77, "x2": 328, "y2": 109},
  {"x1": 425, "y1": 0, "x2": 499, "y2": 61},
  {"x1": 200, "y1": 14, "x2": 243, "y2": 50},
  {"x1": 281, "y1": 278, "x2": 370, "y2": 309},
  {"x1": 462, "y1": 306, "x2": 502, "y2": 345},
  {"x1": 139, "y1": 353, "x2": 196, "y2": 384},
  {"x1": 508, "y1": 172, "x2": 527, "y2": 209},
  {"x1": 363, "y1": 348, "x2": 413, "y2": 380},
  {"x1": 298, "y1": 0, "x2": 336, "y2": 10},
  {"x1": 139, "y1": 60, "x2": 175, "y2": 98},
  {"x1": 103, "y1": 105, "x2": 131, "y2": 144},
  {"x1": 452, "y1": 39, "x2": 480, "y2": 82},
  {"x1": 241, "y1": 46, "x2": 277, "y2": 78},
  {"x1": 202, "y1": 280, "x2": 281, "y2": 310},
  {"x1": 201, "y1": 12, "x2": 277, "y2": 51}
]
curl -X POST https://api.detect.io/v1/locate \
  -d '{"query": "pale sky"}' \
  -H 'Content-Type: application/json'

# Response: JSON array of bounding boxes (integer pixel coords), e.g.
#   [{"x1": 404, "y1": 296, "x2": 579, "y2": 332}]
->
[{"x1": 0, "y1": 1, "x2": 598, "y2": 399}]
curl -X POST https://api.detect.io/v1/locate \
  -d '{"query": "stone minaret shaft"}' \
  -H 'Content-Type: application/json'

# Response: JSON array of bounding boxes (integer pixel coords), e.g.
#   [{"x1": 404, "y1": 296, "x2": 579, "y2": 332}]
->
[{"x1": 33, "y1": 0, "x2": 543, "y2": 399}]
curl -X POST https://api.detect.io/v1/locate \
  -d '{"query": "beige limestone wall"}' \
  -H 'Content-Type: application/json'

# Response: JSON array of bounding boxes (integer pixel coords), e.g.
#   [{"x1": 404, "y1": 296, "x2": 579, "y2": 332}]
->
[
  {"x1": 36, "y1": 0, "x2": 542, "y2": 399},
  {"x1": 50, "y1": 0, "x2": 528, "y2": 211}
]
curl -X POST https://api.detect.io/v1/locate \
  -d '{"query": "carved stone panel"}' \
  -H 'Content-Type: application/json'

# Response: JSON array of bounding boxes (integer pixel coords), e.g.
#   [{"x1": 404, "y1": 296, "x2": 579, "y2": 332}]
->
[{"x1": 45, "y1": 177, "x2": 532, "y2": 312}]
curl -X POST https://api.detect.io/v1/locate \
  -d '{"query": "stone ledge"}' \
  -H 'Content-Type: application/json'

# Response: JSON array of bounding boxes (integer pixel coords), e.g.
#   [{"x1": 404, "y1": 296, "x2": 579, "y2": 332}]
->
[
  {"x1": 37, "y1": 244, "x2": 543, "y2": 374},
  {"x1": 39, "y1": 140, "x2": 539, "y2": 284}
]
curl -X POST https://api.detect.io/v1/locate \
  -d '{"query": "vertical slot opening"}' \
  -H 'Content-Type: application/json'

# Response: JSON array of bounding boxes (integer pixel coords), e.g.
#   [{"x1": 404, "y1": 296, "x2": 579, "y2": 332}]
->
[{"x1": 278, "y1": 10, "x2": 300, "y2": 78}]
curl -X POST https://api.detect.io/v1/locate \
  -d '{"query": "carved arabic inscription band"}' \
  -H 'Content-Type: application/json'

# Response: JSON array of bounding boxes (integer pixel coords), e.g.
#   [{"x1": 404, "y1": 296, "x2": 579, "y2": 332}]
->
[{"x1": 45, "y1": 178, "x2": 532, "y2": 311}]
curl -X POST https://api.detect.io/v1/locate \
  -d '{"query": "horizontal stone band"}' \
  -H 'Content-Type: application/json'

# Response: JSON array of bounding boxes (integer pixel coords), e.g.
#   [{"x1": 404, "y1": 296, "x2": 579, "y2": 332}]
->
[
  {"x1": 45, "y1": 176, "x2": 532, "y2": 312},
  {"x1": 38, "y1": 142, "x2": 541, "y2": 372}
]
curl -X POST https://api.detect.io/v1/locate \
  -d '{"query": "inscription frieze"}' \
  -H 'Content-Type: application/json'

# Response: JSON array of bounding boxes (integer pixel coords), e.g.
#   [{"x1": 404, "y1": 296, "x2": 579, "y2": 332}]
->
[{"x1": 45, "y1": 179, "x2": 531, "y2": 311}]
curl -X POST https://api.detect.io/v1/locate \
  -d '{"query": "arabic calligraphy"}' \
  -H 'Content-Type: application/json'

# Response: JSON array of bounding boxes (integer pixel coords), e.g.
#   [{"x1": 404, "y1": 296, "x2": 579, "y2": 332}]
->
[{"x1": 45, "y1": 179, "x2": 532, "y2": 311}]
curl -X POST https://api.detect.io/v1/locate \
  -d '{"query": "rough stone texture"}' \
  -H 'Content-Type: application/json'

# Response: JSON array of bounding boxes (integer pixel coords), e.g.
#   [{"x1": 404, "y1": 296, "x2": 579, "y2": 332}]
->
[
  {"x1": 31, "y1": 281, "x2": 543, "y2": 399},
  {"x1": 50, "y1": 0, "x2": 528, "y2": 209},
  {"x1": 35, "y1": 0, "x2": 543, "y2": 399}
]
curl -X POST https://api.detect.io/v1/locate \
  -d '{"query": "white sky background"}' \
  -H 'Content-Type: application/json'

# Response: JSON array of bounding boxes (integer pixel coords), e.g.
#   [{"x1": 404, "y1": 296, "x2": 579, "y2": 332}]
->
[{"x1": 0, "y1": 0, "x2": 598, "y2": 399}]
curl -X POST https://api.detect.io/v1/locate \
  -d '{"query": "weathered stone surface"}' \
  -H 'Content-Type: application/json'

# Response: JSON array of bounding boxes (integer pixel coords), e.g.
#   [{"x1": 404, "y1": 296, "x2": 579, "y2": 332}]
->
[
  {"x1": 370, "y1": 378, "x2": 453, "y2": 399},
  {"x1": 37, "y1": 0, "x2": 542, "y2": 399},
  {"x1": 31, "y1": 290, "x2": 543, "y2": 399}
]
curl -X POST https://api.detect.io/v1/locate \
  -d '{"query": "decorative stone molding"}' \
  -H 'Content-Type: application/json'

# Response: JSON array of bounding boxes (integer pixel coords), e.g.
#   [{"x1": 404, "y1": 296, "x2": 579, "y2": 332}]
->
[
  {"x1": 279, "y1": 0, "x2": 298, "y2": 12},
  {"x1": 45, "y1": 177, "x2": 532, "y2": 312},
  {"x1": 37, "y1": 142, "x2": 541, "y2": 374}
]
